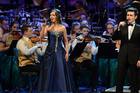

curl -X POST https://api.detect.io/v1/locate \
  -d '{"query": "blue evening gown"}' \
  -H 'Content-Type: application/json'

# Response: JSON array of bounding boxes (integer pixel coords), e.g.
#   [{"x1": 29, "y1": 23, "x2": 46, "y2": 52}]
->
[{"x1": 38, "y1": 31, "x2": 77, "y2": 93}]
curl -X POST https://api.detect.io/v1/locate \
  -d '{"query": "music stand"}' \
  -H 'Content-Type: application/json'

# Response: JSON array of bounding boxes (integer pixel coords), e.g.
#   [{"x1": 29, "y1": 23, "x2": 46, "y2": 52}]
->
[{"x1": 97, "y1": 43, "x2": 118, "y2": 58}]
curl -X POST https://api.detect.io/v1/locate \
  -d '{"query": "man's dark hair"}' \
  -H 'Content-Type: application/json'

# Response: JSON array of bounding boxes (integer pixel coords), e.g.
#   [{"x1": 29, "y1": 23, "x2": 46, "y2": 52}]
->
[
  {"x1": 21, "y1": 24, "x2": 31, "y2": 34},
  {"x1": 126, "y1": 7, "x2": 139, "y2": 16},
  {"x1": 80, "y1": 25, "x2": 90, "y2": 30},
  {"x1": 10, "y1": 21, "x2": 19, "y2": 27}
]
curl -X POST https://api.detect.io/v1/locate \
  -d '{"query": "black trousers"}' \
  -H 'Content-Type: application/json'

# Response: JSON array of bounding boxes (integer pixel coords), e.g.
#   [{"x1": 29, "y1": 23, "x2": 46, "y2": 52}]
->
[
  {"x1": 19, "y1": 64, "x2": 40, "y2": 73},
  {"x1": 116, "y1": 62, "x2": 140, "y2": 93},
  {"x1": 73, "y1": 60, "x2": 98, "y2": 89},
  {"x1": 19, "y1": 64, "x2": 40, "y2": 88}
]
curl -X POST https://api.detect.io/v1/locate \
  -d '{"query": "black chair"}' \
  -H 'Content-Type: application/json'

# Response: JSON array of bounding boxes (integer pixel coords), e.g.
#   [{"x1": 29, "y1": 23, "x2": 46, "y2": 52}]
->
[{"x1": 19, "y1": 64, "x2": 40, "y2": 93}]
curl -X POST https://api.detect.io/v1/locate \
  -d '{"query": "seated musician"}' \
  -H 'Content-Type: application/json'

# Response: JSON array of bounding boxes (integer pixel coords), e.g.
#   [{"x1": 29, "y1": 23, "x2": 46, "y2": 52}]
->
[
  {"x1": 0, "y1": 22, "x2": 22, "y2": 92},
  {"x1": 70, "y1": 25, "x2": 98, "y2": 91},
  {"x1": 0, "y1": 41, "x2": 9, "y2": 52},
  {"x1": 98, "y1": 20, "x2": 119, "y2": 87},
  {"x1": 67, "y1": 1, "x2": 87, "y2": 21},
  {"x1": 16, "y1": 24, "x2": 46, "y2": 71},
  {"x1": 0, "y1": 16, "x2": 10, "y2": 52},
  {"x1": 2, "y1": 21, "x2": 21, "y2": 45},
  {"x1": 102, "y1": 21, "x2": 121, "y2": 51},
  {"x1": 16, "y1": 24, "x2": 46, "y2": 90},
  {"x1": 102, "y1": 21, "x2": 115, "y2": 37},
  {"x1": 70, "y1": 25, "x2": 98, "y2": 54}
]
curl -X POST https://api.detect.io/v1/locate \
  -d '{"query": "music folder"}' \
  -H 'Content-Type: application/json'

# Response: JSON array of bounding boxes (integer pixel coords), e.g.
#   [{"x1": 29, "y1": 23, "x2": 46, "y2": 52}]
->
[{"x1": 97, "y1": 42, "x2": 118, "y2": 58}]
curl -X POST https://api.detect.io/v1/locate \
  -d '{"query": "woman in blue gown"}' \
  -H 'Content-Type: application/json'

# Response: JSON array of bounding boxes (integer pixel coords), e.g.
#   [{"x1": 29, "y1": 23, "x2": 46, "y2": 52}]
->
[{"x1": 38, "y1": 9, "x2": 77, "y2": 93}]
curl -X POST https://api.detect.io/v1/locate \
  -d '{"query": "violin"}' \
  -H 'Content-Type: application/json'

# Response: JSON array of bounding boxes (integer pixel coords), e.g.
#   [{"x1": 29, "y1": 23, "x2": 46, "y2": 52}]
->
[
  {"x1": 84, "y1": 36, "x2": 101, "y2": 44},
  {"x1": 11, "y1": 31, "x2": 22, "y2": 40},
  {"x1": 30, "y1": 37, "x2": 48, "y2": 43},
  {"x1": 33, "y1": 31, "x2": 40, "y2": 36}
]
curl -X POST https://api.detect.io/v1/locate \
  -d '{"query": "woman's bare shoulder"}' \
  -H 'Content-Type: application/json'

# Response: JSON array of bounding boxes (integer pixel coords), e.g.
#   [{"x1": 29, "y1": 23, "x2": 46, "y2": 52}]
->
[{"x1": 59, "y1": 24, "x2": 66, "y2": 31}]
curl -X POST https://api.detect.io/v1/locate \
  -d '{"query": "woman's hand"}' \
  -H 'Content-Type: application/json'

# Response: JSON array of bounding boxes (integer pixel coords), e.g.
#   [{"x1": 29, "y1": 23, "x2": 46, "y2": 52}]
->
[{"x1": 65, "y1": 52, "x2": 69, "y2": 62}]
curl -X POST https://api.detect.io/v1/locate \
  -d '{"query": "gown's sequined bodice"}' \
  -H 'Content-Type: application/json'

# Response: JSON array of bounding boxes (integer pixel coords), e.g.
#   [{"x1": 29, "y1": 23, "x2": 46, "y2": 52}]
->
[{"x1": 47, "y1": 31, "x2": 63, "y2": 52}]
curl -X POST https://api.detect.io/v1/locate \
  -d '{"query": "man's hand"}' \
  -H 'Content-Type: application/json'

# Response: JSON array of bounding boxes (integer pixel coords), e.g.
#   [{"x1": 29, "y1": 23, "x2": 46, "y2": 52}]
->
[
  {"x1": 136, "y1": 60, "x2": 140, "y2": 67},
  {"x1": 85, "y1": 45, "x2": 92, "y2": 53},
  {"x1": 36, "y1": 43, "x2": 44, "y2": 48},
  {"x1": 118, "y1": 21, "x2": 126, "y2": 31}
]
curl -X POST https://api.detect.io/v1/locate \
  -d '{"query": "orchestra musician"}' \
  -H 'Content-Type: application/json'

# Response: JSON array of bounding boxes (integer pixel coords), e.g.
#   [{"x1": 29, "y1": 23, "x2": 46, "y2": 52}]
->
[
  {"x1": 67, "y1": 1, "x2": 87, "y2": 21},
  {"x1": 98, "y1": 20, "x2": 119, "y2": 87},
  {"x1": 101, "y1": 20, "x2": 121, "y2": 51},
  {"x1": 0, "y1": 16, "x2": 9, "y2": 41},
  {"x1": 16, "y1": 24, "x2": 46, "y2": 70},
  {"x1": 102, "y1": 21, "x2": 115, "y2": 37},
  {"x1": 2, "y1": 22, "x2": 22, "y2": 46},
  {"x1": 0, "y1": 22, "x2": 22, "y2": 91},
  {"x1": 70, "y1": 25, "x2": 98, "y2": 91}
]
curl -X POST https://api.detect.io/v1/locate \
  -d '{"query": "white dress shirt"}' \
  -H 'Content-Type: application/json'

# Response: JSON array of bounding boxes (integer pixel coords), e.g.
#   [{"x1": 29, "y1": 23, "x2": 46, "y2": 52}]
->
[
  {"x1": 70, "y1": 35, "x2": 98, "y2": 55},
  {"x1": 128, "y1": 23, "x2": 135, "y2": 40},
  {"x1": 16, "y1": 36, "x2": 46, "y2": 56}
]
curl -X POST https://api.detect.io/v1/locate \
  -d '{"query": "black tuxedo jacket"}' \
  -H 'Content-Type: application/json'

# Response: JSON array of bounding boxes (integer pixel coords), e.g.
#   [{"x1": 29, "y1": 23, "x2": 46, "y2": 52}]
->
[{"x1": 112, "y1": 24, "x2": 140, "y2": 64}]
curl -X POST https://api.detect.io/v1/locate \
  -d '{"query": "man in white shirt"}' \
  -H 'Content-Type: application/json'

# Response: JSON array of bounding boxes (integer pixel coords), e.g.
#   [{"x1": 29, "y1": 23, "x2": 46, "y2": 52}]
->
[
  {"x1": 16, "y1": 25, "x2": 46, "y2": 71},
  {"x1": 69, "y1": 25, "x2": 98, "y2": 57},
  {"x1": 70, "y1": 25, "x2": 98, "y2": 91}
]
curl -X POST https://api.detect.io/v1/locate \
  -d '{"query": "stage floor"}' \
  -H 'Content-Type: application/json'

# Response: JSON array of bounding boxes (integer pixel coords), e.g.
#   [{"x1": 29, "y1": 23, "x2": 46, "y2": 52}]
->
[{"x1": 105, "y1": 86, "x2": 140, "y2": 93}]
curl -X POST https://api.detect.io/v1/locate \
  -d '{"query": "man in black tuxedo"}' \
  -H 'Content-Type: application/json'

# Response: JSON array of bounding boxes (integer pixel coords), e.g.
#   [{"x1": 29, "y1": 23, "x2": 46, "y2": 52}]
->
[{"x1": 112, "y1": 7, "x2": 140, "y2": 93}]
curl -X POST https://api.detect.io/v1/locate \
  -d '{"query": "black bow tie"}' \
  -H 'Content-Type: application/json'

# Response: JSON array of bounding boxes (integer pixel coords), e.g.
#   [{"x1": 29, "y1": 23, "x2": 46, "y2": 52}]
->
[{"x1": 127, "y1": 23, "x2": 133, "y2": 26}]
